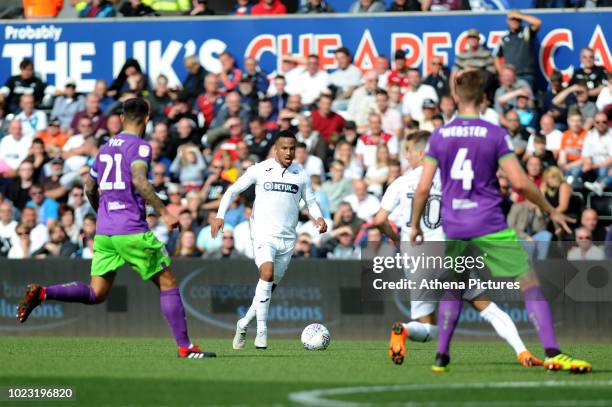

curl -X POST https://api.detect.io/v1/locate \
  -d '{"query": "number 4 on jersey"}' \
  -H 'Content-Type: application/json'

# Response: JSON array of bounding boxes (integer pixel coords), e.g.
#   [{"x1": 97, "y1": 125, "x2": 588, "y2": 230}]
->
[{"x1": 451, "y1": 148, "x2": 474, "y2": 190}]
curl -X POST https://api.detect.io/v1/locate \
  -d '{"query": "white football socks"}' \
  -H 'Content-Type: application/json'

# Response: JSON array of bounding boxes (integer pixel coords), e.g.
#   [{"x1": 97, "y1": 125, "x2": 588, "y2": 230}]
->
[
  {"x1": 254, "y1": 279, "x2": 273, "y2": 333},
  {"x1": 480, "y1": 302, "x2": 526, "y2": 356},
  {"x1": 402, "y1": 321, "x2": 439, "y2": 342},
  {"x1": 239, "y1": 303, "x2": 256, "y2": 329}
]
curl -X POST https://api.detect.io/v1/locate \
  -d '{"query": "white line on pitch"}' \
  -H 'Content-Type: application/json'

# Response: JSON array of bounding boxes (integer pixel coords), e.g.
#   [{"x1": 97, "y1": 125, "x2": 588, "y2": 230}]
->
[{"x1": 288, "y1": 380, "x2": 612, "y2": 407}]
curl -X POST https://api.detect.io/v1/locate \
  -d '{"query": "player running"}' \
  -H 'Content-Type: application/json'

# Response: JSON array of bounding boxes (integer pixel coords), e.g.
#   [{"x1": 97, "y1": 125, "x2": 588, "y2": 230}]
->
[
  {"x1": 17, "y1": 98, "x2": 216, "y2": 359},
  {"x1": 410, "y1": 70, "x2": 591, "y2": 373},
  {"x1": 374, "y1": 130, "x2": 541, "y2": 368},
  {"x1": 211, "y1": 131, "x2": 326, "y2": 350}
]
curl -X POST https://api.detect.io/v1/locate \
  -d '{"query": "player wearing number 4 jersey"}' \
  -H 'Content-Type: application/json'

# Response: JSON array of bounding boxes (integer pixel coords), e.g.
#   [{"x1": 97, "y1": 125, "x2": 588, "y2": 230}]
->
[
  {"x1": 411, "y1": 70, "x2": 590, "y2": 373},
  {"x1": 374, "y1": 130, "x2": 540, "y2": 368},
  {"x1": 16, "y1": 98, "x2": 215, "y2": 359}
]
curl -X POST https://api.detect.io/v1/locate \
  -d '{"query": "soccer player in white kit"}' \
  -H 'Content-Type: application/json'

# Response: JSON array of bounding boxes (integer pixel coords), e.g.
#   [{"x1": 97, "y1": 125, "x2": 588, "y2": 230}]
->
[
  {"x1": 212, "y1": 131, "x2": 327, "y2": 350},
  {"x1": 373, "y1": 130, "x2": 541, "y2": 367}
]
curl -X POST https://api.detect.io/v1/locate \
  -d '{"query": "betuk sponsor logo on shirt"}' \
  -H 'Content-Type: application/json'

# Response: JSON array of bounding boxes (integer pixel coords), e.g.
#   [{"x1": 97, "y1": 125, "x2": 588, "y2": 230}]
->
[{"x1": 263, "y1": 182, "x2": 299, "y2": 194}]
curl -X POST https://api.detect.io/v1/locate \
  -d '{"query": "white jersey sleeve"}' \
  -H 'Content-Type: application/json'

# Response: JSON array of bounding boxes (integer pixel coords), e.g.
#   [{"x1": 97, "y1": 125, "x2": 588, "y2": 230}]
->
[
  {"x1": 380, "y1": 180, "x2": 401, "y2": 213},
  {"x1": 301, "y1": 172, "x2": 323, "y2": 221},
  {"x1": 216, "y1": 165, "x2": 258, "y2": 219}
]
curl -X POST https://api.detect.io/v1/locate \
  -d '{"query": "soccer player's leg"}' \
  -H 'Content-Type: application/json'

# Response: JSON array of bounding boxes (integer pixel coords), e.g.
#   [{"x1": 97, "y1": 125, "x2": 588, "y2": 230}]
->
[
  {"x1": 474, "y1": 228, "x2": 591, "y2": 373},
  {"x1": 253, "y1": 238, "x2": 294, "y2": 350},
  {"x1": 115, "y1": 231, "x2": 215, "y2": 358},
  {"x1": 389, "y1": 303, "x2": 437, "y2": 366},
  {"x1": 432, "y1": 290, "x2": 462, "y2": 373},
  {"x1": 429, "y1": 240, "x2": 468, "y2": 373},
  {"x1": 243, "y1": 239, "x2": 277, "y2": 349},
  {"x1": 404, "y1": 306, "x2": 438, "y2": 342},
  {"x1": 17, "y1": 235, "x2": 119, "y2": 323},
  {"x1": 468, "y1": 296, "x2": 542, "y2": 367}
]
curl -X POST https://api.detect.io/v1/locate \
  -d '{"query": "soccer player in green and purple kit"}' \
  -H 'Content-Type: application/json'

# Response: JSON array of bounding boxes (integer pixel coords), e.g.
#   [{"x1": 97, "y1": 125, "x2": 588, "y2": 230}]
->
[
  {"x1": 410, "y1": 70, "x2": 591, "y2": 373},
  {"x1": 17, "y1": 98, "x2": 216, "y2": 359}
]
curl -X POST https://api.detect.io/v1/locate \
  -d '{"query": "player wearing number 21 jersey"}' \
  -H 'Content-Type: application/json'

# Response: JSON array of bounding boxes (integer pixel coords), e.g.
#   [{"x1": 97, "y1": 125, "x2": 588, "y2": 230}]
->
[{"x1": 17, "y1": 98, "x2": 215, "y2": 359}]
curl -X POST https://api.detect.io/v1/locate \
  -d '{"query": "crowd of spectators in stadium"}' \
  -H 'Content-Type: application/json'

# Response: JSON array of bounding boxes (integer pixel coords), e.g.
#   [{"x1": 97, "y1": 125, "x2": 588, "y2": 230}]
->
[
  {"x1": 0, "y1": 10, "x2": 610, "y2": 261},
  {"x1": 12, "y1": 0, "x2": 612, "y2": 20}
]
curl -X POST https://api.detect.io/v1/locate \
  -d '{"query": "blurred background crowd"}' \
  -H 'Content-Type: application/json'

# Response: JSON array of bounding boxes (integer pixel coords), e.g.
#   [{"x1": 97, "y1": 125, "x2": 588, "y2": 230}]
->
[
  {"x1": 0, "y1": 6, "x2": 610, "y2": 261},
  {"x1": 1, "y1": 0, "x2": 610, "y2": 20}
]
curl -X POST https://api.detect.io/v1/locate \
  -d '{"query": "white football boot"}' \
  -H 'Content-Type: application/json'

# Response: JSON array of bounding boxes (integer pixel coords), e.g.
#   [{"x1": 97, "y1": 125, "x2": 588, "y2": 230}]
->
[
  {"x1": 233, "y1": 321, "x2": 248, "y2": 350},
  {"x1": 254, "y1": 330, "x2": 268, "y2": 349}
]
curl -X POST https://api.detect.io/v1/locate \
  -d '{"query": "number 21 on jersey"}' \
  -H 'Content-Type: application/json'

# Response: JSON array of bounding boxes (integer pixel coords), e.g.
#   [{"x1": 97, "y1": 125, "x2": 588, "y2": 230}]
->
[
  {"x1": 99, "y1": 154, "x2": 126, "y2": 190},
  {"x1": 451, "y1": 148, "x2": 473, "y2": 190}
]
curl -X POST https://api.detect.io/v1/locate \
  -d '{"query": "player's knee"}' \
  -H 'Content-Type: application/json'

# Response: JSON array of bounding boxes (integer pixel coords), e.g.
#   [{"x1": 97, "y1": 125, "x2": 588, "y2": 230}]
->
[
  {"x1": 157, "y1": 269, "x2": 178, "y2": 290},
  {"x1": 259, "y1": 265, "x2": 274, "y2": 282},
  {"x1": 90, "y1": 287, "x2": 109, "y2": 304},
  {"x1": 518, "y1": 271, "x2": 539, "y2": 291}
]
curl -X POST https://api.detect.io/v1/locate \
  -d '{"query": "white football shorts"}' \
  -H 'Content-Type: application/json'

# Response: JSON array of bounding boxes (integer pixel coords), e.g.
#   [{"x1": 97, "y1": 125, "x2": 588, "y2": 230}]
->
[{"x1": 253, "y1": 236, "x2": 296, "y2": 284}]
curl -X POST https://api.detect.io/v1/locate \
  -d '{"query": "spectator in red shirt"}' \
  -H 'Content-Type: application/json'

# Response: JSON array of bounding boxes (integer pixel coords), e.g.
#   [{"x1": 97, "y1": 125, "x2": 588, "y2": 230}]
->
[
  {"x1": 514, "y1": 155, "x2": 543, "y2": 203},
  {"x1": 251, "y1": 0, "x2": 286, "y2": 15},
  {"x1": 311, "y1": 94, "x2": 346, "y2": 145},
  {"x1": 218, "y1": 52, "x2": 243, "y2": 94},
  {"x1": 196, "y1": 73, "x2": 225, "y2": 128},
  {"x1": 387, "y1": 50, "x2": 410, "y2": 95}
]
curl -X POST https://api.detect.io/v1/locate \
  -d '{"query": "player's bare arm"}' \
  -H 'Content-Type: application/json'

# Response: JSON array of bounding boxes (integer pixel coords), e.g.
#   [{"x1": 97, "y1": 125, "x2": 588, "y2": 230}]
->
[
  {"x1": 131, "y1": 161, "x2": 178, "y2": 229},
  {"x1": 84, "y1": 175, "x2": 100, "y2": 212},
  {"x1": 210, "y1": 218, "x2": 224, "y2": 239},
  {"x1": 499, "y1": 155, "x2": 574, "y2": 233},
  {"x1": 410, "y1": 159, "x2": 437, "y2": 244},
  {"x1": 373, "y1": 209, "x2": 400, "y2": 242}
]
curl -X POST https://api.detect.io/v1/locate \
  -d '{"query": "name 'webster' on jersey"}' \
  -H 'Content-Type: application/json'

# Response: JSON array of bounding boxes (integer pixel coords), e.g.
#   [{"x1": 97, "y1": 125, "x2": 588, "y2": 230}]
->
[
  {"x1": 425, "y1": 117, "x2": 514, "y2": 240},
  {"x1": 380, "y1": 166, "x2": 443, "y2": 242},
  {"x1": 90, "y1": 132, "x2": 152, "y2": 235},
  {"x1": 216, "y1": 158, "x2": 323, "y2": 239}
]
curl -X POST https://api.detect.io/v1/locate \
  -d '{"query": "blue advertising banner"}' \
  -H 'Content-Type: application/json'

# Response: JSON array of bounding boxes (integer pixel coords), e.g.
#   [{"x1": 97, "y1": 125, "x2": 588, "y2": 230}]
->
[{"x1": 0, "y1": 11, "x2": 610, "y2": 93}]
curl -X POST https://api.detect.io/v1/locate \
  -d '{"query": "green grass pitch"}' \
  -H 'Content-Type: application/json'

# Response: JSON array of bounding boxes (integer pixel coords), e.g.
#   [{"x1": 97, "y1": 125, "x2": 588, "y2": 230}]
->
[{"x1": 1, "y1": 337, "x2": 611, "y2": 406}]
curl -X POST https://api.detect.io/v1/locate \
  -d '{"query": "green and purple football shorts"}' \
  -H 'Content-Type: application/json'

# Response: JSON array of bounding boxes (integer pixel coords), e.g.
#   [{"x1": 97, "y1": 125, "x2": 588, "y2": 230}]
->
[
  {"x1": 91, "y1": 232, "x2": 171, "y2": 280},
  {"x1": 445, "y1": 227, "x2": 530, "y2": 278}
]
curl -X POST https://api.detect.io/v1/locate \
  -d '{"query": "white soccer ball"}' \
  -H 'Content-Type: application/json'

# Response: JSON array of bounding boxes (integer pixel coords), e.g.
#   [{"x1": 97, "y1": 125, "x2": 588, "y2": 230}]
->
[{"x1": 301, "y1": 323, "x2": 331, "y2": 351}]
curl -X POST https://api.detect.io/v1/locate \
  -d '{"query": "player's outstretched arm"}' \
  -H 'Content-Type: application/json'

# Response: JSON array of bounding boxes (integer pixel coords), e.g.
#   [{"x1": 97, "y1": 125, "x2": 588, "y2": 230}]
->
[
  {"x1": 131, "y1": 162, "x2": 178, "y2": 229},
  {"x1": 84, "y1": 175, "x2": 100, "y2": 213},
  {"x1": 373, "y1": 209, "x2": 400, "y2": 243},
  {"x1": 213, "y1": 166, "x2": 258, "y2": 238},
  {"x1": 410, "y1": 159, "x2": 437, "y2": 244},
  {"x1": 499, "y1": 155, "x2": 574, "y2": 233},
  {"x1": 302, "y1": 177, "x2": 327, "y2": 234}
]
